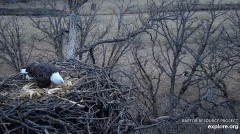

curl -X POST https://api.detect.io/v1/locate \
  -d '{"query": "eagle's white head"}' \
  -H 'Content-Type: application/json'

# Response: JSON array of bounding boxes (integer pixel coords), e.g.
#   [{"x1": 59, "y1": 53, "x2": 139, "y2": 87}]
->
[{"x1": 50, "y1": 72, "x2": 64, "y2": 84}]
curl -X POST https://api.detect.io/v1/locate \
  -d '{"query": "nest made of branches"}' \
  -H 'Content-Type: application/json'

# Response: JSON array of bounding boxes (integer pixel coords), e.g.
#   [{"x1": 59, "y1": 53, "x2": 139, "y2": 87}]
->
[{"x1": 0, "y1": 60, "x2": 136, "y2": 134}]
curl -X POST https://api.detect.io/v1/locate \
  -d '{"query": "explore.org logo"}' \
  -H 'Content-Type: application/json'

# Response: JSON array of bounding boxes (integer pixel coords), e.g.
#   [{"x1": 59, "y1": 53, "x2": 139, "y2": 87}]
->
[
  {"x1": 208, "y1": 124, "x2": 238, "y2": 130},
  {"x1": 181, "y1": 118, "x2": 239, "y2": 130}
]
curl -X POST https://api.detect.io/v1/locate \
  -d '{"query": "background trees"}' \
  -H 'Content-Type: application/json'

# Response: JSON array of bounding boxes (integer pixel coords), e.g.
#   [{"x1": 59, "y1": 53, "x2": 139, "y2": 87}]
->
[
  {"x1": 0, "y1": 17, "x2": 31, "y2": 71},
  {"x1": 0, "y1": 0, "x2": 239, "y2": 133}
]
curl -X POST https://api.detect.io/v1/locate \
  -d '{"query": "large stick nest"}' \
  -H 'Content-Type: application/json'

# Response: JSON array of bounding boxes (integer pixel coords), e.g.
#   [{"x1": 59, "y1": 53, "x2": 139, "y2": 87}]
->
[{"x1": 0, "y1": 60, "x2": 136, "y2": 134}]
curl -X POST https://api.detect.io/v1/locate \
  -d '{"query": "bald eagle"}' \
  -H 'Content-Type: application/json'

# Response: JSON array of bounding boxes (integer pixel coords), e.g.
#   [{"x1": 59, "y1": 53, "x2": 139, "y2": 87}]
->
[{"x1": 21, "y1": 63, "x2": 64, "y2": 88}]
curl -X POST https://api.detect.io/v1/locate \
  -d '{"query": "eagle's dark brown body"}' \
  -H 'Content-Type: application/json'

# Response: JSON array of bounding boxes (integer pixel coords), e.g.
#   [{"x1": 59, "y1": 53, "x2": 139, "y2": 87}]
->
[{"x1": 22, "y1": 62, "x2": 63, "y2": 88}]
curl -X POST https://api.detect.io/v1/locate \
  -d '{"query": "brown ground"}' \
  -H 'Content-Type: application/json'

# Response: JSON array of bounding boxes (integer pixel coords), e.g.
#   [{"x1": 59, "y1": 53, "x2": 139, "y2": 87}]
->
[{"x1": 0, "y1": 1, "x2": 239, "y2": 133}]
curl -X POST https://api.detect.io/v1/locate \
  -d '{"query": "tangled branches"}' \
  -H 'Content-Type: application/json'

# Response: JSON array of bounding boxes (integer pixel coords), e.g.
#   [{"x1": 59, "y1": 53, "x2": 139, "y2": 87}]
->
[{"x1": 0, "y1": 61, "x2": 136, "y2": 134}]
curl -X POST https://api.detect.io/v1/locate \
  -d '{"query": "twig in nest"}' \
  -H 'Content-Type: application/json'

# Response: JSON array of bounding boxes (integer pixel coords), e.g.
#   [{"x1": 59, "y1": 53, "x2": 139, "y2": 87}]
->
[
  {"x1": 0, "y1": 73, "x2": 22, "y2": 87},
  {"x1": 52, "y1": 95, "x2": 85, "y2": 108}
]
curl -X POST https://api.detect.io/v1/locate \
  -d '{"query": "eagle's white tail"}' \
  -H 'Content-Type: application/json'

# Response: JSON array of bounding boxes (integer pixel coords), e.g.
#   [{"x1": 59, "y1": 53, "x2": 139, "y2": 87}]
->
[
  {"x1": 50, "y1": 72, "x2": 64, "y2": 84},
  {"x1": 26, "y1": 74, "x2": 34, "y2": 80},
  {"x1": 21, "y1": 69, "x2": 34, "y2": 80},
  {"x1": 21, "y1": 69, "x2": 27, "y2": 74}
]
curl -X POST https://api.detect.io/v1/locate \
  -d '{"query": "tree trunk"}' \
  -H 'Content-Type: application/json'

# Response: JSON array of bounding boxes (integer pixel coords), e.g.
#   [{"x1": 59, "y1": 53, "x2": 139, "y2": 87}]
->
[
  {"x1": 66, "y1": 11, "x2": 77, "y2": 60},
  {"x1": 66, "y1": 0, "x2": 88, "y2": 60}
]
